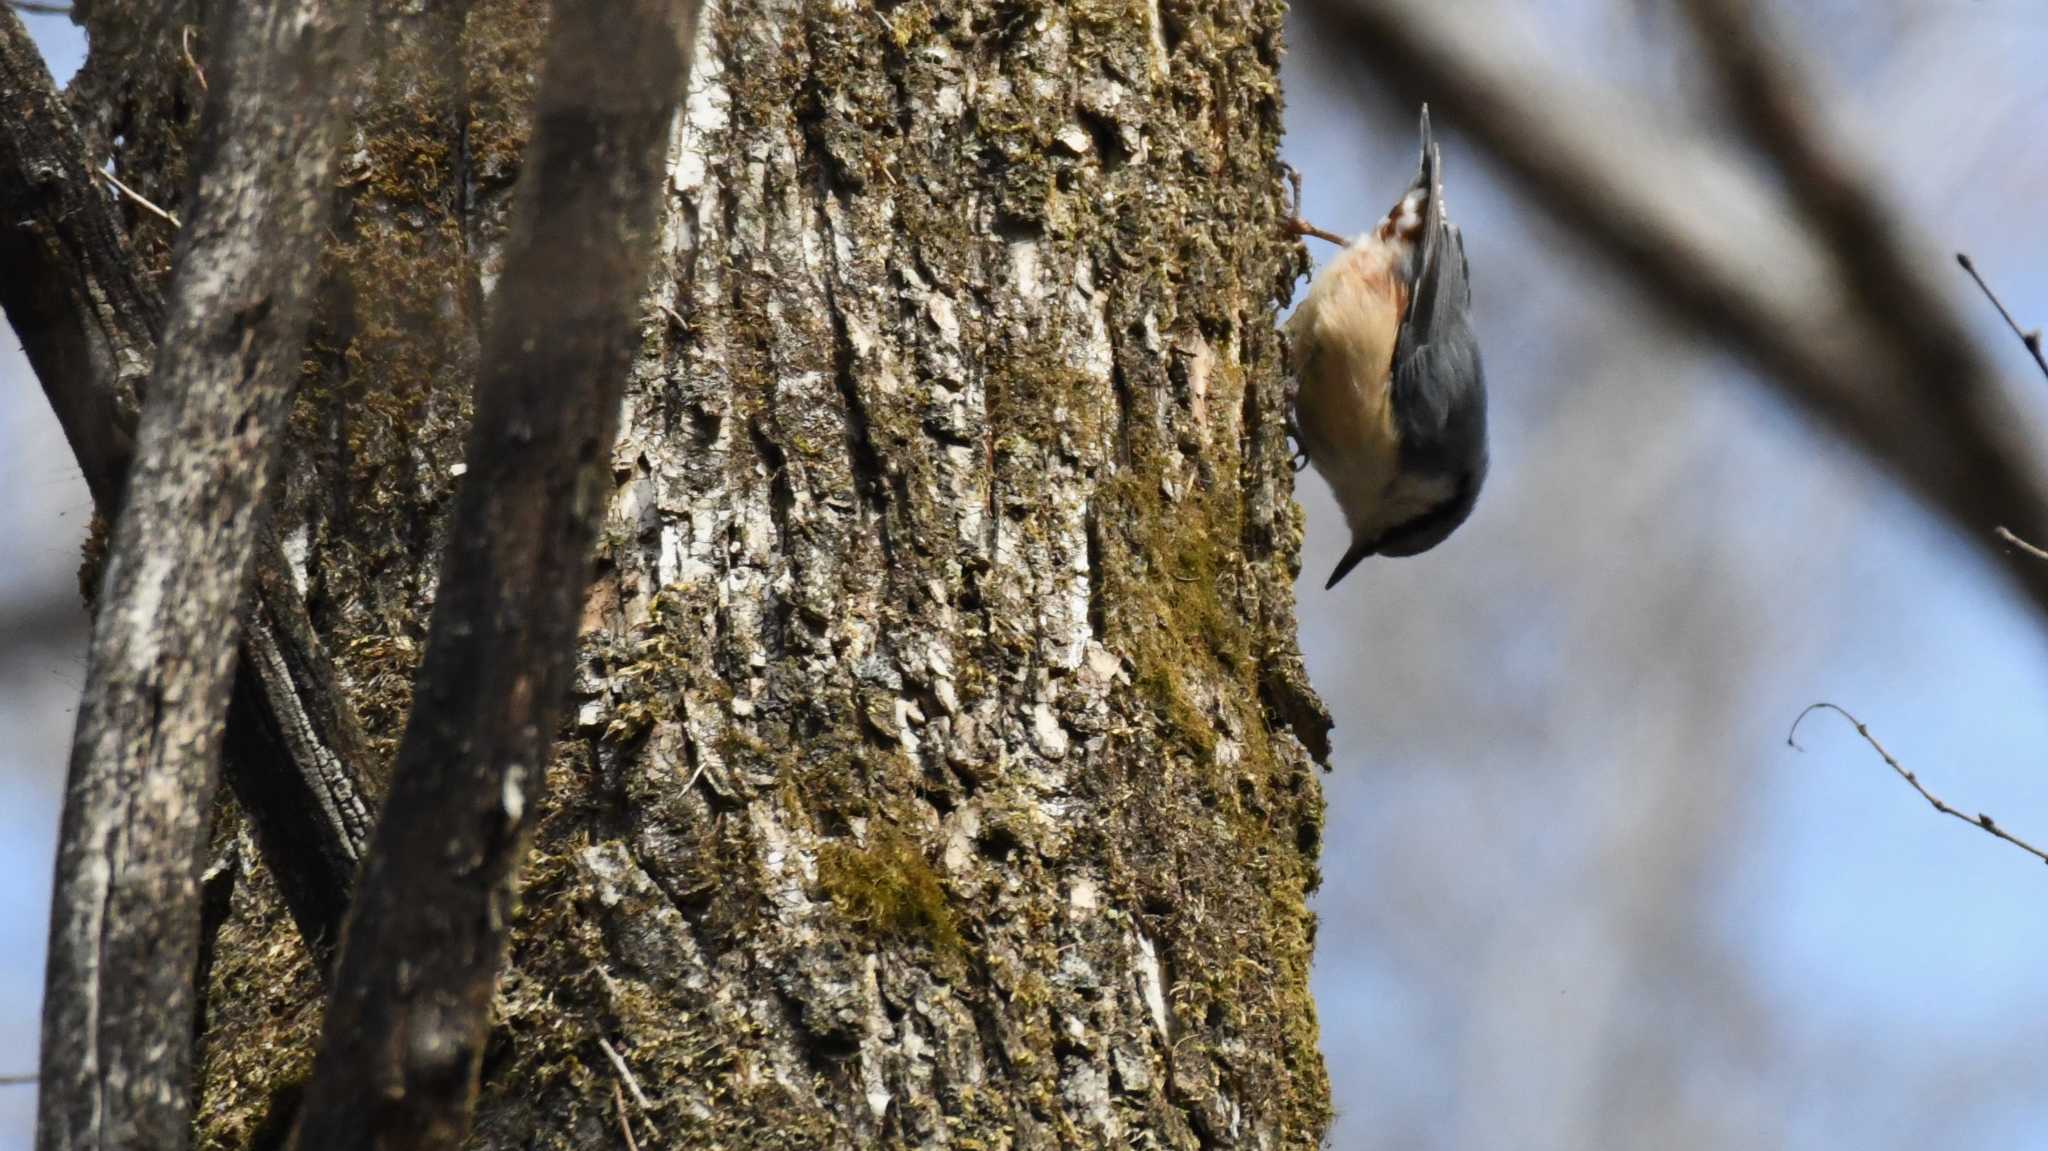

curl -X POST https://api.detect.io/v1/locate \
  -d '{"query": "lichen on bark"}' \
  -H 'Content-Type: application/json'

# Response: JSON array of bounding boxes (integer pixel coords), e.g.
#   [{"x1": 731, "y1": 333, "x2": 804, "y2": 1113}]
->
[{"x1": 64, "y1": 0, "x2": 1336, "y2": 1145}]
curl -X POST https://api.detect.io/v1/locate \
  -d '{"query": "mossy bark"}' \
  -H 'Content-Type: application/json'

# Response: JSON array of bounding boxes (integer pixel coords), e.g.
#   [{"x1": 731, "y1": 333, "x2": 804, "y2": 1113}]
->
[{"x1": 69, "y1": 0, "x2": 1334, "y2": 1145}]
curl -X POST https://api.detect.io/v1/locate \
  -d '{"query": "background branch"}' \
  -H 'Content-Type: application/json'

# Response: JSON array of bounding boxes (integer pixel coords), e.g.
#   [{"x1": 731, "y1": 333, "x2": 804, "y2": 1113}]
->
[
  {"x1": 287, "y1": 1, "x2": 696, "y2": 1146},
  {"x1": 0, "y1": 2, "x2": 376, "y2": 962},
  {"x1": 33, "y1": 2, "x2": 363, "y2": 1147}
]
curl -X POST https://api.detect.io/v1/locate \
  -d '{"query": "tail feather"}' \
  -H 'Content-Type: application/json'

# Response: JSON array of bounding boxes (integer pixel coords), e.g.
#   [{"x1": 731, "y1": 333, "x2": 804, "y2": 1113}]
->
[{"x1": 1402, "y1": 106, "x2": 1453, "y2": 355}]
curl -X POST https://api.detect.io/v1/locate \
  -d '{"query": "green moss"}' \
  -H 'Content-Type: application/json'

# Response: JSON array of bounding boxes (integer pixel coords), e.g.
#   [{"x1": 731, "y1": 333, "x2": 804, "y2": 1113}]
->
[
  {"x1": 588, "y1": 585, "x2": 713, "y2": 743},
  {"x1": 462, "y1": 0, "x2": 551, "y2": 190},
  {"x1": 816, "y1": 825, "x2": 967, "y2": 971},
  {"x1": 185, "y1": 0, "x2": 1336, "y2": 1139},
  {"x1": 193, "y1": 848, "x2": 324, "y2": 1151}
]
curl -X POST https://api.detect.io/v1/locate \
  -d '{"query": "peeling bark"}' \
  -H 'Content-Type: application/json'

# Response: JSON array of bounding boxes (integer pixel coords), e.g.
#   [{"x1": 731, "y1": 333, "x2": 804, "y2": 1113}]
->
[{"x1": 61, "y1": 0, "x2": 1334, "y2": 1145}]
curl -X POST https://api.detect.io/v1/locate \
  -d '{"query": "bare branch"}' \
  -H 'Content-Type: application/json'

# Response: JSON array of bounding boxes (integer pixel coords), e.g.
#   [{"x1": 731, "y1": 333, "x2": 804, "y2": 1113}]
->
[
  {"x1": 6, "y1": 2, "x2": 72, "y2": 14},
  {"x1": 1996, "y1": 526, "x2": 2048, "y2": 563},
  {"x1": 1681, "y1": 0, "x2": 2048, "y2": 472},
  {"x1": 1681, "y1": 0, "x2": 1977, "y2": 374},
  {"x1": 1958, "y1": 253, "x2": 2048, "y2": 384},
  {"x1": 1, "y1": 6, "x2": 378, "y2": 961},
  {"x1": 287, "y1": 1, "x2": 698, "y2": 1146},
  {"x1": 1306, "y1": 0, "x2": 2048, "y2": 630},
  {"x1": 33, "y1": 2, "x2": 363, "y2": 1147},
  {"x1": 96, "y1": 167, "x2": 181, "y2": 228},
  {"x1": 1789, "y1": 703, "x2": 2048, "y2": 867}
]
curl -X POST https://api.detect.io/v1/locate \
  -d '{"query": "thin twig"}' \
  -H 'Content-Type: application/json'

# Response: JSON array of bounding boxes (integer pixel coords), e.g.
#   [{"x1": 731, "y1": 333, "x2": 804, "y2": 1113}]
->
[
  {"x1": 611, "y1": 1081, "x2": 642, "y2": 1151},
  {"x1": 97, "y1": 168, "x2": 182, "y2": 228},
  {"x1": 181, "y1": 25, "x2": 208, "y2": 93},
  {"x1": 0, "y1": 1074, "x2": 36, "y2": 1086},
  {"x1": 1996, "y1": 526, "x2": 2048, "y2": 562},
  {"x1": 1787, "y1": 702, "x2": 2048, "y2": 867},
  {"x1": 1958, "y1": 253, "x2": 2048, "y2": 384},
  {"x1": 6, "y1": 2, "x2": 73, "y2": 14},
  {"x1": 596, "y1": 1036, "x2": 653, "y2": 1113}
]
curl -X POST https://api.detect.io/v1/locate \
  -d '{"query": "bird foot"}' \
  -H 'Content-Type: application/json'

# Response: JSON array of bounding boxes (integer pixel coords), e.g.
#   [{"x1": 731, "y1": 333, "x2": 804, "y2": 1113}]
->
[
  {"x1": 1283, "y1": 412, "x2": 1310, "y2": 474},
  {"x1": 1281, "y1": 164, "x2": 1350, "y2": 247}
]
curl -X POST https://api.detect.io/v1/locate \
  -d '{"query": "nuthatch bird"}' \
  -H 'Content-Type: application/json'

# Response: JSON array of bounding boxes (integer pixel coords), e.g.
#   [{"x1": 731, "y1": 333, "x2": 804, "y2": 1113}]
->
[{"x1": 1285, "y1": 106, "x2": 1487, "y2": 589}]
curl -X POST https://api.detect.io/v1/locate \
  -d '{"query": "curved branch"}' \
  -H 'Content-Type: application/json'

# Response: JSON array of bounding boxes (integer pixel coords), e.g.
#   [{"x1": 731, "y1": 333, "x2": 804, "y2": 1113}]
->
[{"x1": 1789, "y1": 703, "x2": 2048, "y2": 867}]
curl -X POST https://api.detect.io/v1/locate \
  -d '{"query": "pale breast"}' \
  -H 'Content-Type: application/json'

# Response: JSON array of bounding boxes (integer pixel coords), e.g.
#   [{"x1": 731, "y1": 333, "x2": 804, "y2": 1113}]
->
[{"x1": 1286, "y1": 240, "x2": 1408, "y2": 535}]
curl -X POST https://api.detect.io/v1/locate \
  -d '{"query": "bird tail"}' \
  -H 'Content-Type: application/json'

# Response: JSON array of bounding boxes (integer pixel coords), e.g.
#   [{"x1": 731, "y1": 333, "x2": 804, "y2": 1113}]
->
[{"x1": 1398, "y1": 105, "x2": 1470, "y2": 364}]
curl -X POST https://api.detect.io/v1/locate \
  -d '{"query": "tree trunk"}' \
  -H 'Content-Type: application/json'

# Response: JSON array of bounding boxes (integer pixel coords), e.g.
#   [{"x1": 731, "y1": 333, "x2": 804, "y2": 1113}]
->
[{"x1": 67, "y1": 0, "x2": 1335, "y2": 1145}]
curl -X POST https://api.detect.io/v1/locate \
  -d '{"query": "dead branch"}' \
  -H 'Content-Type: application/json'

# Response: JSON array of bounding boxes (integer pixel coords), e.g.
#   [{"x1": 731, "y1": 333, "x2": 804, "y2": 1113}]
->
[
  {"x1": 0, "y1": 6, "x2": 379, "y2": 963},
  {"x1": 1788, "y1": 703, "x2": 2048, "y2": 867},
  {"x1": 286, "y1": 1, "x2": 698, "y2": 1147},
  {"x1": 1305, "y1": 0, "x2": 2048, "y2": 629},
  {"x1": 96, "y1": 167, "x2": 181, "y2": 227},
  {"x1": 33, "y1": 3, "x2": 364, "y2": 1148}
]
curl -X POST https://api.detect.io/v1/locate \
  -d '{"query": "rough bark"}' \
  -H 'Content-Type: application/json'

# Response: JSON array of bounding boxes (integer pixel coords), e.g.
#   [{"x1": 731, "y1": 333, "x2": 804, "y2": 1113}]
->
[
  {"x1": 34, "y1": 1, "x2": 362, "y2": 1149},
  {"x1": 289, "y1": 3, "x2": 693, "y2": 1147},
  {"x1": 63, "y1": 0, "x2": 1334, "y2": 1146},
  {"x1": 2, "y1": 3, "x2": 381, "y2": 961},
  {"x1": 0, "y1": 4, "x2": 156, "y2": 510}
]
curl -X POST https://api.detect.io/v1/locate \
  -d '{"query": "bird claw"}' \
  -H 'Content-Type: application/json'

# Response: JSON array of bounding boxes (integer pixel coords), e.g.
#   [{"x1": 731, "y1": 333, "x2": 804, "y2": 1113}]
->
[
  {"x1": 1283, "y1": 162, "x2": 1307, "y2": 219},
  {"x1": 1280, "y1": 163, "x2": 1348, "y2": 248},
  {"x1": 1284, "y1": 412, "x2": 1310, "y2": 474}
]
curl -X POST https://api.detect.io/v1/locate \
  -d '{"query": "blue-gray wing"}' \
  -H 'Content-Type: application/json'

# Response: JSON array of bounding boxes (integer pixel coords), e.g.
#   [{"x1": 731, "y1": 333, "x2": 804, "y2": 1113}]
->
[{"x1": 1391, "y1": 106, "x2": 1481, "y2": 467}]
